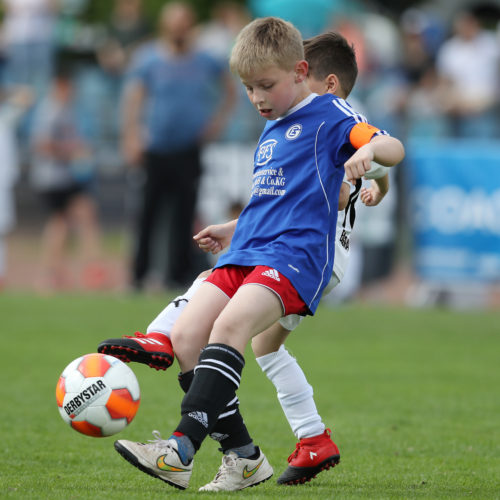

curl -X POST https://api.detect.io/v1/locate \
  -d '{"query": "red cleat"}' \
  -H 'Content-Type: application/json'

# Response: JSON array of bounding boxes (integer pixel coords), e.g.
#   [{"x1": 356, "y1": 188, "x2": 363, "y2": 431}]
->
[
  {"x1": 97, "y1": 332, "x2": 174, "y2": 370},
  {"x1": 277, "y1": 429, "x2": 340, "y2": 485}
]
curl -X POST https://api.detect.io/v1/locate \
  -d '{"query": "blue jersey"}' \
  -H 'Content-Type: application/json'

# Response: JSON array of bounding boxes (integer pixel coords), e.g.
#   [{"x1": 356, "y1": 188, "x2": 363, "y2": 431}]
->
[{"x1": 216, "y1": 93, "x2": 385, "y2": 313}]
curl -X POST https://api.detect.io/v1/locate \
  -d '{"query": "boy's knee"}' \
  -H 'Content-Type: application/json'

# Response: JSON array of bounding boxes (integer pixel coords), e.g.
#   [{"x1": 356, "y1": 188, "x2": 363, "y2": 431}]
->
[{"x1": 211, "y1": 316, "x2": 240, "y2": 344}]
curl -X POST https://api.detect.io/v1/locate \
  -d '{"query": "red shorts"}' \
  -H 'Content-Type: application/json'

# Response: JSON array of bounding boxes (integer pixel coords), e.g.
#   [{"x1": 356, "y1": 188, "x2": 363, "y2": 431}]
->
[{"x1": 205, "y1": 265, "x2": 308, "y2": 316}]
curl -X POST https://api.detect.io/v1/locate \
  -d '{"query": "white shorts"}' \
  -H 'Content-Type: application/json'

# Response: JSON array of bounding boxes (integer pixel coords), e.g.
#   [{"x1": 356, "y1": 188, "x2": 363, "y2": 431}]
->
[{"x1": 279, "y1": 271, "x2": 341, "y2": 331}]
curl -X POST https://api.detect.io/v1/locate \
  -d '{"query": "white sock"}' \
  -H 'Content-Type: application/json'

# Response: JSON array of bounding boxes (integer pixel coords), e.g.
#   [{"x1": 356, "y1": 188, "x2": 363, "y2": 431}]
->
[
  {"x1": 256, "y1": 345, "x2": 325, "y2": 439},
  {"x1": 146, "y1": 278, "x2": 206, "y2": 338}
]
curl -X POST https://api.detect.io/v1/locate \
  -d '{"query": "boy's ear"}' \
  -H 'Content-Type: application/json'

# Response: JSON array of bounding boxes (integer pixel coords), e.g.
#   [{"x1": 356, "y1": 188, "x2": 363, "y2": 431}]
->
[
  {"x1": 294, "y1": 60, "x2": 309, "y2": 83},
  {"x1": 325, "y1": 73, "x2": 341, "y2": 95}
]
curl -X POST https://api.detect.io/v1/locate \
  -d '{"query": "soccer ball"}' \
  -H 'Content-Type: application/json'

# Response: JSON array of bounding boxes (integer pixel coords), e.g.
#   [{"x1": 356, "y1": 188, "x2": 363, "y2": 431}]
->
[{"x1": 56, "y1": 353, "x2": 141, "y2": 437}]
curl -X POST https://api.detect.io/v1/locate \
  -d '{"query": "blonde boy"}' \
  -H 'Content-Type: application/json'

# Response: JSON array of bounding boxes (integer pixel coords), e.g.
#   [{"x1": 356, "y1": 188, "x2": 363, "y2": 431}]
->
[{"x1": 113, "y1": 18, "x2": 404, "y2": 491}]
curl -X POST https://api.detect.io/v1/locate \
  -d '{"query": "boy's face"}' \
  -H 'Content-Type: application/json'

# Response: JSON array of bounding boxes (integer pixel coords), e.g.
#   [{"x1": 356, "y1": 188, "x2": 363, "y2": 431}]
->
[{"x1": 241, "y1": 62, "x2": 309, "y2": 120}]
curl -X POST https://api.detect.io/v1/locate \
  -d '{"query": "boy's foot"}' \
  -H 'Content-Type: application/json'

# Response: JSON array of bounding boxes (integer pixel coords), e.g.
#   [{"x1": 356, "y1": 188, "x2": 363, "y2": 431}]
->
[
  {"x1": 199, "y1": 448, "x2": 273, "y2": 491},
  {"x1": 97, "y1": 332, "x2": 174, "y2": 370},
  {"x1": 277, "y1": 429, "x2": 340, "y2": 485},
  {"x1": 114, "y1": 431, "x2": 193, "y2": 490}
]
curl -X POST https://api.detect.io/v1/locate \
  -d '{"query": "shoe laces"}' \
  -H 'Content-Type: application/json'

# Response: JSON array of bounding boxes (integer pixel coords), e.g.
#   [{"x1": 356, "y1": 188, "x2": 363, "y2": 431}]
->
[
  {"x1": 212, "y1": 453, "x2": 238, "y2": 482},
  {"x1": 287, "y1": 442, "x2": 302, "y2": 463},
  {"x1": 287, "y1": 428, "x2": 332, "y2": 463},
  {"x1": 145, "y1": 430, "x2": 172, "y2": 452},
  {"x1": 124, "y1": 331, "x2": 146, "y2": 339}
]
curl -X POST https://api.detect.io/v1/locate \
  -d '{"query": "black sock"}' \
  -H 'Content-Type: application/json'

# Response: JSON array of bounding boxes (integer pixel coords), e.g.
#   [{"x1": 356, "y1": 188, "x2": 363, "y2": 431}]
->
[
  {"x1": 211, "y1": 400, "x2": 253, "y2": 453},
  {"x1": 178, "y1": 368, "x2": 253, "y2": 453},
  {"x1": 176, "y1": 343, "x2": 244, "y2": 450},
  {"x1": 178, "y1": 369, "x2": 194, "y2": 393}
]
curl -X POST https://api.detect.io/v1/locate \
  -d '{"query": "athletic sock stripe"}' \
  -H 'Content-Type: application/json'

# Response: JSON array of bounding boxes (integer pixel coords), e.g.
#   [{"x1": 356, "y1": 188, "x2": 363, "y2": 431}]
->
[
  {"x1": 217, "y1": 408, "x2": 237, "y2": 420},
  {"x1": 197, "y1": 358, "x2": 242, "y2": 382},
  {"x1": 222, "y1": 399, "x2": 239, "y2": 414},
  {"x1": 226, "y1": 396, "x2": 238, "y2": 407},
  {"x1": 203, "y1": 344, "x2": 244, "y2": 366},
  {"x1": 194, "y1": 364, "x2": 240, "y2": 387}
]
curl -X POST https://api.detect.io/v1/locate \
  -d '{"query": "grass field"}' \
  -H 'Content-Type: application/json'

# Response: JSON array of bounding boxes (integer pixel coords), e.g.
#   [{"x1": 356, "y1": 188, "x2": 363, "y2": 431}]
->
[{"x1": 1, "y1": 292, "x2": 499, "y2": 499}]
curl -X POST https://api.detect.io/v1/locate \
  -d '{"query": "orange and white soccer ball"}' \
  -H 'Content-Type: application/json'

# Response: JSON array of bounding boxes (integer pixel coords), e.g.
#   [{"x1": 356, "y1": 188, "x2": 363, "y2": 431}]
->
[{"x1": 56, "y1": 353, "x2": 140, "y2": 437}]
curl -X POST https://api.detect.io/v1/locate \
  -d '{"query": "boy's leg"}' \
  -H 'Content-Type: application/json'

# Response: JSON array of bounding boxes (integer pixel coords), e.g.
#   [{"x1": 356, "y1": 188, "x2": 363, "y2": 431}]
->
[
  {"x1": 113, "y1": 281, "x2": 231, "y2": 489},
  {"x1": 176, "y1": 284, "x2": 283, "y2": 448},
  {"x1": 97, "y1": 271, "x2": 210, "y2": 369},
  {"x1": 252, "y1": 320, "x2": 340, "y2": 485},
  {"x1": 252, "y1": 322, "x2": 325, "y2": 439},
  {"x1": 147, "y1": 270, "x2": 212, "y2": 337},
  {"x1": 169, "y1": 280, "x2": 231, "y2": 373},
  {"x1": 175, "y1": 284, "x2": 282, "y2": 491}
]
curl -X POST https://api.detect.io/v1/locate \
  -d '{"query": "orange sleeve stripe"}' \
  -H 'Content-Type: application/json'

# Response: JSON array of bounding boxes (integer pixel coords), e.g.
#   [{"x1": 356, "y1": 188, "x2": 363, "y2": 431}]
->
[{"x1": 349, "y1": 122, "x2": 381, "y2": 149}]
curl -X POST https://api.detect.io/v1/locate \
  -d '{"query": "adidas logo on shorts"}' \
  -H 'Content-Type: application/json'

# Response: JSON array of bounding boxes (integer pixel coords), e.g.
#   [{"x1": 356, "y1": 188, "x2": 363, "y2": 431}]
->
[
  {"x1": 262, "y1": 269, "x2": 280, "y2": 281},
  {"x1": 188, "y1": 411, "x2": 208, "y2": 428}
]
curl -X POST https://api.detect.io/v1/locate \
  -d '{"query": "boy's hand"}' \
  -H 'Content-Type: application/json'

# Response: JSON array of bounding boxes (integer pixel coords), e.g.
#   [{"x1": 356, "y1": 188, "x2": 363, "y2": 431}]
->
[
  {"x1": 360, "y1": 182, "x2": 384, "y2": 206},
  {"x1": 193, "y1": 220, "x2": 237, "y2": 254},
  {"x1": 344, "y1": 144, "x2": 373, "y2": 183}
]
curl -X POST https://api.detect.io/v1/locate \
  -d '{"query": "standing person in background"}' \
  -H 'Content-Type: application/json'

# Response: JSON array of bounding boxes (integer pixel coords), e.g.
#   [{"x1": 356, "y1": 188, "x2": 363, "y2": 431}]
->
[
  {"x1": 0, "y1": 86, "x2": 32, "y2": 290},
  {"x1": 0, "y1": 0, "x2": 58, "y2": 94},
  {"x1": 123, "y1": 1, "x2": 236, "y2": 291},
  {"x1": 436, "y1": 8, "x2": 500, "y2": 138},
  {"x1": 30, "y1": 61, "x2": 106, "y2": 293},
  {"x1": 195, "y1": 1, "x2": 263, "y2": 236},
  {"x1": 96, "y1": 0, "x2": 153, "y2": 176}
]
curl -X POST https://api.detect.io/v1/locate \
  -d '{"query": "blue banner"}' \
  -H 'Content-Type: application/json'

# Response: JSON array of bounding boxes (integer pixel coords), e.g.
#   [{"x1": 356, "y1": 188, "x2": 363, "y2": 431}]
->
[{"x1": 407, "y1": 140, "x2": 500, "y2": 283}]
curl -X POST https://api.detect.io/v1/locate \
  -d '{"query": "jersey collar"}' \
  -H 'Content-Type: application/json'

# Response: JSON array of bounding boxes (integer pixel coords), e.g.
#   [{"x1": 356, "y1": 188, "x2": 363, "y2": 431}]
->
[{"x1": 277, "y1": 93, "x2": 318, "y2": 120}]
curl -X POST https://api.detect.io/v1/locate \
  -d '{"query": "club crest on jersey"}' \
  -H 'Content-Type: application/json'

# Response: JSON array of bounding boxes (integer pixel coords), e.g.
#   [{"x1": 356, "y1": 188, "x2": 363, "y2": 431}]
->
[
  {"x1": 285, "y1": 124, "x2": 302, "y2": 140},
  {"x1": 256, "y1": 139, "x2": 277, "y2": 166}
]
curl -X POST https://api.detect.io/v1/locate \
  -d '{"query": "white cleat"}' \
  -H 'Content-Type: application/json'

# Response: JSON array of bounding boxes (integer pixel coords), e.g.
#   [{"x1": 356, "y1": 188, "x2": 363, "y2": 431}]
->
[
  {"x1": 199, "y1": 447, "x2": 273, "y2": 491},
  {"x1": 114, "y1": 431, "x2": 193, "y2": 490}
]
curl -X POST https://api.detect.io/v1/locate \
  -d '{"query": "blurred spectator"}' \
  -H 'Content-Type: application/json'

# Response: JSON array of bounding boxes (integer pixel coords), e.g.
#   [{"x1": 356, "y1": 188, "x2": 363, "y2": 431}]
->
[
  {"x1": 0, "y1": 86, "x2": 32, "y2": 289},
  {"x1": 196, "y1": 1, "x2": 262, "y2": 143},
  {"x1": 98, "y1": 0, "x2": 152, "y2": 76},
  {"x1": 195, "y1": 1, "x2": 262, "y2": 230},
  {"x1": 94, "y1": 0, "x2": 152, "y2": 172},
  {"x1": 396, "y1": 8, "x2": 448, "y2": 139},
  {"x1": 0, "y1": 0, "x2": 59, "y2": 94},
  {"x1": 436, "y1": 8, "x2": 500, "y2": 138},
  {"x1": 29, "y1": 61, "x2": 106, "y2": 292},
  {"x1": 123, "y1": 1, "x2": 236, "y2": 290}
]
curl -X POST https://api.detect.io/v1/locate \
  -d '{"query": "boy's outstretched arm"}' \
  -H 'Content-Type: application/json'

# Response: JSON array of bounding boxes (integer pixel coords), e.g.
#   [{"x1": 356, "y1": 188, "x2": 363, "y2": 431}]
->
[{"x1": 344, "y1": 136, "x2": 404, "y2": 182}]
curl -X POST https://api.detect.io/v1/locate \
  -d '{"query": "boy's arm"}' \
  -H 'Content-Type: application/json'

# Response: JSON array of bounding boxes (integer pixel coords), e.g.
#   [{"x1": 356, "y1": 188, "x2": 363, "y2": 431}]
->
[
  {"x1": 360, "y1": 174, "x2": 389, "y2": 207},
  {"x1": 121, "y1": 80, "x2": 146, "y2": 167},
  {"x1": 193, "y1": 219, "x2": 238, "y2": 254},
  {"x1": 344, "y1": 135, "x2": 404, "y2": 182}
]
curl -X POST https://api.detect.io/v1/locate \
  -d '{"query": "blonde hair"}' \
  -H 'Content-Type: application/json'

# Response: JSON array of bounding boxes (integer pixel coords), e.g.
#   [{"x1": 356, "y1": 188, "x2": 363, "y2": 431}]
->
[{"x1": 230, "y1": 17, "x2": 304, "y2": 77}]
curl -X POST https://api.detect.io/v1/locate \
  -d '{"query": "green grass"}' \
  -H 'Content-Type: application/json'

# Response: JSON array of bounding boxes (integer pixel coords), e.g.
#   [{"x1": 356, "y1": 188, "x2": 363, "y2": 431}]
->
[{"x1": 0, "y1": 293, "x2": 499, "y2": 499}]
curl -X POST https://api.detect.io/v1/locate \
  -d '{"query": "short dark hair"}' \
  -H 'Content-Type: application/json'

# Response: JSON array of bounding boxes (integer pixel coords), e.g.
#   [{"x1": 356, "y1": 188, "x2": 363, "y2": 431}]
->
[{"x1": 303, "y1": 32, "x2": 358, "y2": 97}]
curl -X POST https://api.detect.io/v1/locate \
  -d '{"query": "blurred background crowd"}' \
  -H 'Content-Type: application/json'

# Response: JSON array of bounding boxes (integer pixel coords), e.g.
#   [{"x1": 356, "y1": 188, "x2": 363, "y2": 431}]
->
[{"x1": 1, "y1": 0, "x2": 499, "y2": 309}]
